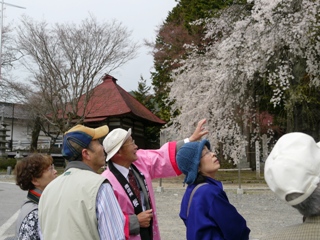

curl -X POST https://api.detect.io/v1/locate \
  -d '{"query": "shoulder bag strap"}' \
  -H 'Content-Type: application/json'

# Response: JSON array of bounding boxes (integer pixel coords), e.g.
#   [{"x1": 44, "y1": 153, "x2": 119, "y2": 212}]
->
[{"x1": 187, "y1": 183, "x2": 208, "y2": 217}]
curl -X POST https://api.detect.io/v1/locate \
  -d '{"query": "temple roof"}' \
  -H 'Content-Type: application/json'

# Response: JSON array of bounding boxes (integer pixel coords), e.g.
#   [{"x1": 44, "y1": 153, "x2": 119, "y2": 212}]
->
[{"x1": 77, "y1": 74, "x2": 165, "y2": 125}]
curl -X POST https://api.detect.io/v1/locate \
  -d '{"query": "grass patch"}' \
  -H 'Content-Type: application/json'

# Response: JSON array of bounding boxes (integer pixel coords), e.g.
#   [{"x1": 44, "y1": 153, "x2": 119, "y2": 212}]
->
[
  {"x1": 158, "y1": 169, "x2": 266, "y2": 185},
  {"x1": 216, "y1": 169, "x2": 265, "y2": 184},
  {"x1": 2, "y1": 162, "x2": 266, "y2": 185}
]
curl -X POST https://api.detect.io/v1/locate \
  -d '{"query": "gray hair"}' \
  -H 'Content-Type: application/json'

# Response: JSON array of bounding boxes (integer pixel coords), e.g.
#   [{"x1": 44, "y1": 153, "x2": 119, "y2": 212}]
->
[{"x1": 286, "y1": 182, "x2": 320, "y2": 217}]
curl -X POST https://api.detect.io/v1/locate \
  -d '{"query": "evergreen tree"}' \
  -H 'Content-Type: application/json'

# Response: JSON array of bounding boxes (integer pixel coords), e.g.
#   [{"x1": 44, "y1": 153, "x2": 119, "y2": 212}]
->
[
  {"x1": 132, "y1": 76, "x2": 153, "y2": 110},
  {"x1": 132, "y1": 76, "x2": 161, "y2": 148}
]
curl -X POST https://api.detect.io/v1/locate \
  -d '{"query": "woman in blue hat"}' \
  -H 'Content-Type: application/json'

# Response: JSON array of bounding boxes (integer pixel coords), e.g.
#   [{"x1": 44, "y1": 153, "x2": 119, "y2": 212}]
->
[{"x1": 177, "y1": 139, "x2": 250, "y2": 240}]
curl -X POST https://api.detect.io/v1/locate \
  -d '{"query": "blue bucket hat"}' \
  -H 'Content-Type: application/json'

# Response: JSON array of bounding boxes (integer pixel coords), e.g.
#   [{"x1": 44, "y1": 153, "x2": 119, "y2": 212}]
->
[
  {"x1": 62, "y1": 124, "x2": 109, "y2": 161},
  {"x1": 177, "y1": 139, "x2": 211, "y2": 185}
]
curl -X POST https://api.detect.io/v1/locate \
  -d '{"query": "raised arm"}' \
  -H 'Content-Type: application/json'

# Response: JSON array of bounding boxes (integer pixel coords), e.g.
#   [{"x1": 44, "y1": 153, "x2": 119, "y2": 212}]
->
[{"x1": 188, "y1": 118, "x2": 209, "y2": 142}]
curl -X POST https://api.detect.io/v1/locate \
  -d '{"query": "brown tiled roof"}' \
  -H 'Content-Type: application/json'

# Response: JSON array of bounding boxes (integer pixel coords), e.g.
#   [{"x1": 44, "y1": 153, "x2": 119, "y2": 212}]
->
[{"x1": 77, "y1": 75, "x2": 165, "y2": 125}]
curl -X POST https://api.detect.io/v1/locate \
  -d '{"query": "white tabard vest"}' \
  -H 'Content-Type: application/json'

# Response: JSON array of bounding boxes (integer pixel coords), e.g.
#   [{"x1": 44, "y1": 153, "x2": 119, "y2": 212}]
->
[{"x1": 39, "y1": 168, "x2": 106, "y2": 240}]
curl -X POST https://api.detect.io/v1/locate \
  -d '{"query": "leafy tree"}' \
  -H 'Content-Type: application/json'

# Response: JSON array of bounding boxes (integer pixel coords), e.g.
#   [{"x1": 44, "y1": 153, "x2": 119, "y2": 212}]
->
[
  {"x1": 8, "y1": 15, "x2": 138, "y2": 151},
  {"x1": 165, "y1": 0, "x2": 320, "y2": 164}
]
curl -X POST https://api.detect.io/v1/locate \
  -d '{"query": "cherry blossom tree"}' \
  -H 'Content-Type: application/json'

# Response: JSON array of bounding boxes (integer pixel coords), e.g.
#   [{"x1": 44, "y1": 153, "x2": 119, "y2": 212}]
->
[
  {"x1": 164, "y1": 0, "x2": 320, "y2": 164},
  {"x1": 150, "y1": 0, "x2": 239, "y2": 123}
]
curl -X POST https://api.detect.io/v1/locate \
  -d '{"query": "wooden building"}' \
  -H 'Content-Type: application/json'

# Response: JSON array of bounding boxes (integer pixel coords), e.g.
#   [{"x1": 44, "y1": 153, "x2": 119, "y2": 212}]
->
[
  {"x1": 1, "y1": 74, "x2": 165, "y2": 154},
  {"x1": 76, "y1": 74, "x2": 165, "y2": 149}
]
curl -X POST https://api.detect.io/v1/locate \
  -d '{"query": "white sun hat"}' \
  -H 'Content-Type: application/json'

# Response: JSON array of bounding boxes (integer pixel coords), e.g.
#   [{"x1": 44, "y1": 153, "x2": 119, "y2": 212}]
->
[
  {"x1": 264, "y1": 132, "x2": 320, "y2": 206},
  {"x1": 103, "y1": 128, "x2": 131, "y2": 161}
]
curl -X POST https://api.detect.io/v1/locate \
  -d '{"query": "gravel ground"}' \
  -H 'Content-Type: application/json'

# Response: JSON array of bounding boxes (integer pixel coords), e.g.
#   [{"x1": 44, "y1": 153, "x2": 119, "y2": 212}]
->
[
  {"x1": 153, "y1": 181, "x2": 302, "y2": 240},
  {"x1": 2, "y1": 174, "x2": 301, "y2": 240}
]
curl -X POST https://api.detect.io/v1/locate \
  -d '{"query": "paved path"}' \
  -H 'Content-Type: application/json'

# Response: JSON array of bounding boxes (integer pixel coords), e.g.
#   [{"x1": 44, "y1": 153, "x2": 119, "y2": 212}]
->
[
  {"x1": 0, "y1": 178, "x2": 25, "y2": 240},
  {"x1": 1, "y1": 176, "x2": 302, "y2": 240}
]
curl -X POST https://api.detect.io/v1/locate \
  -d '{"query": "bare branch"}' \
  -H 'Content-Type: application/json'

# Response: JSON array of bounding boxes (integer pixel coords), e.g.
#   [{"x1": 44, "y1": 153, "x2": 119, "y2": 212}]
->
[{"x1": 14, "y1": 14, "x2": 139, "y2": 134}]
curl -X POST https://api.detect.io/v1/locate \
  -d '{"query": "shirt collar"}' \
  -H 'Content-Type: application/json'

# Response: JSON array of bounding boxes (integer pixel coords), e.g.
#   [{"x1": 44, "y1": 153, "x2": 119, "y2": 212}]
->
[{"x1": 113, "y1": 162, "x2": 130, "y2": 180}]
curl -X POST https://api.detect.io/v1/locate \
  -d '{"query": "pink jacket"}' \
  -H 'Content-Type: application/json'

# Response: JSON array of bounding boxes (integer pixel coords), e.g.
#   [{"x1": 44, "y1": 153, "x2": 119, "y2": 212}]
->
[{"x1": 101, "y1": 141, "x2": 182, "y2": 240}]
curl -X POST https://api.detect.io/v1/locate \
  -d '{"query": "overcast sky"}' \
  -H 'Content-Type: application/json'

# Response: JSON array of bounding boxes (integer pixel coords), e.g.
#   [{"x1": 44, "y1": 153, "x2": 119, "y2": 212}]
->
[{"x1": 4, "y1": 0, "x2": 177, "y2": 92}]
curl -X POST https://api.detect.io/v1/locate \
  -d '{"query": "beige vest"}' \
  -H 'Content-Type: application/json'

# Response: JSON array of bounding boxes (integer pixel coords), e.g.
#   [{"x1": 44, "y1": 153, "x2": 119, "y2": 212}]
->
[{"x1": 39, "y1": 168, "x2": 106, "y2": 240}]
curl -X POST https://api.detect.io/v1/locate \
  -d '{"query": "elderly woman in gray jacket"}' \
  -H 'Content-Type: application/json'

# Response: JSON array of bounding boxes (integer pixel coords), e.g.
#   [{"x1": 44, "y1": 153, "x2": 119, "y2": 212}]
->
[{"x1": 15, "y1": 153, "x2": 57, "y2": 240}]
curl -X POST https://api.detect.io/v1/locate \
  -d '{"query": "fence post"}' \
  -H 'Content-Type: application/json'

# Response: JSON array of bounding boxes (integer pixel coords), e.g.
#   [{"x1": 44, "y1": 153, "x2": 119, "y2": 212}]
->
[
  {"x1": 255, "y1": 141, "x2": 260, "y2": 179},
  {"x1": 157, "y1": 130, "x2": 166, "y2": 192},
  {"x1": 7, "y1": 166, "x2": 12, "y2": 175}
]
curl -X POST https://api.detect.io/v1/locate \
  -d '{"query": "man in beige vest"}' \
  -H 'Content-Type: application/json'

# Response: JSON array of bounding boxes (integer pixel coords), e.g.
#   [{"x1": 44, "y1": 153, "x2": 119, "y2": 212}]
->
[
  {"x1": 262, "y1": 132, "x2": 320, "y2": 240},
  {"x1": 39, "y1": 125, "x2": 127, "y2": 240}
]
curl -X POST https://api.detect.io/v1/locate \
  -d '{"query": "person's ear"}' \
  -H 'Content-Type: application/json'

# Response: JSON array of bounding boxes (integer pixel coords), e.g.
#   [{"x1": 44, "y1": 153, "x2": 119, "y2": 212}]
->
[
  {"x1": 31, "y1": 178, "x2": 40, "y2": 188},
  {"x1": 116, "y1": 148, "x2": 123, "y2": 156},
  {"x1": 82, "y1": 148, "x2": 91, "y2": 160}
]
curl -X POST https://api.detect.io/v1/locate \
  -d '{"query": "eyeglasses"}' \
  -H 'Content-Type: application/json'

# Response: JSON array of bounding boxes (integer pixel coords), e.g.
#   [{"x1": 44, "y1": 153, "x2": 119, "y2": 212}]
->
[
  {"x1": 46, "y1": 164, "x2": 55, "y2": 172},
  {"x1": 122, "y1": 139, "x2": 135, "y2": 147},
  {"x1": 201, "y1": 150, "x2": 212, "y2": 158}
]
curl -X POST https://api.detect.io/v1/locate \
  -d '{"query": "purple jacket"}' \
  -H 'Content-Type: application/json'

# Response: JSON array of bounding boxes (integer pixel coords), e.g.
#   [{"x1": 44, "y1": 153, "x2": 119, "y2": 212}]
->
[{"x1": 180, "y1": 177, "x2": 250, "y2": 240}]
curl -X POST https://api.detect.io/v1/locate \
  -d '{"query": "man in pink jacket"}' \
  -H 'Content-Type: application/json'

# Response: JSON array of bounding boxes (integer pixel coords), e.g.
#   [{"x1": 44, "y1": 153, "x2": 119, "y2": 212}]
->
[{"x1": 101, "y1": 119, "x2": 208, "y2": 240}]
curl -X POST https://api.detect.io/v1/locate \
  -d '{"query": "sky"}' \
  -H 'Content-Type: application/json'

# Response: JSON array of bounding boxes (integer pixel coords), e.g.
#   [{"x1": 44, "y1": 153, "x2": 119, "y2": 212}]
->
[{"x1": 3, "y1": 0, "x2": 178, "y2": 92}]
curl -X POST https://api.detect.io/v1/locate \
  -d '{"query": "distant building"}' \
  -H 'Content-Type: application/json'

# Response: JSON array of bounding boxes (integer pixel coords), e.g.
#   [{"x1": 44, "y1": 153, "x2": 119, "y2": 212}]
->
[
  {"x1": 0, "y1": 74, "x2": 165, "y2": 152},
  {"x1": 76, "y1": 74, "x2": 166, "y2": 148},
  {"x1": 0, "y1": 102, "x2": 51, "y2": 152}
]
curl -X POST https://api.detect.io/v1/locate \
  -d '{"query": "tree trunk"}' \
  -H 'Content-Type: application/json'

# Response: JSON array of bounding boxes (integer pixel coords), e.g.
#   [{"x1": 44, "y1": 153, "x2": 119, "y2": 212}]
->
[
  {"x1": 30, "y1": 115, "x2": 41, "y2": 152},
  {"x1": 286, "y1": 107, "x2": 293, "y2": 133}
]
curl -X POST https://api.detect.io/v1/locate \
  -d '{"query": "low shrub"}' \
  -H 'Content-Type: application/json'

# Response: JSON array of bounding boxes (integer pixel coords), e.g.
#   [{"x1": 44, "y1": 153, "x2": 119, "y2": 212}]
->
[{"x1": 0, "y1": 157, "x2": 17, "y2": 170}]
